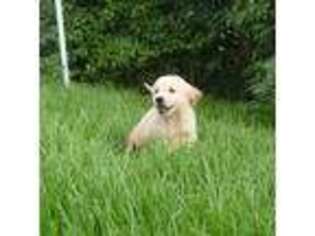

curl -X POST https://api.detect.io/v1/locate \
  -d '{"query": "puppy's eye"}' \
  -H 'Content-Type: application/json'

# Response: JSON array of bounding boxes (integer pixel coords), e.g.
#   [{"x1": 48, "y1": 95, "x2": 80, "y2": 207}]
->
[
  {"x1": 154, "y1": 88, "x2": 159, "y2": 94},
  {"x1": 169, "y1": 87, "x2": 176, "y2": 93}
]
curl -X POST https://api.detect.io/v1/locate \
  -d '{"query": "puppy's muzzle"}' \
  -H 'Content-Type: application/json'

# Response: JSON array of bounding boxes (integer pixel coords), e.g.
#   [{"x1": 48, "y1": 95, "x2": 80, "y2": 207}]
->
[
  {"x1": 155, "y1": 96, "x2": 164, "y2": 105},
  {"x1": 155, "y1": 96, "x2": 173, "y2": 114}
]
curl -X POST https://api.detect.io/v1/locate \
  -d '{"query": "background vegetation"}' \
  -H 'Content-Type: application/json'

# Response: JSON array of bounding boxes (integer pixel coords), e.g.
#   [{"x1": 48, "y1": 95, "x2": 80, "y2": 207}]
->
[{"x1": 41, "y1": 0, "x2": 275, "y2": 108}]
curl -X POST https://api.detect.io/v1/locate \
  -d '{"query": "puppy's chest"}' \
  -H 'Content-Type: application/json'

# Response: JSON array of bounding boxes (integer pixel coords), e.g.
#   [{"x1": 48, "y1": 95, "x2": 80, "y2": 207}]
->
[{"x1": 163, "y1": 116, "x2": 194, "y2": 139}]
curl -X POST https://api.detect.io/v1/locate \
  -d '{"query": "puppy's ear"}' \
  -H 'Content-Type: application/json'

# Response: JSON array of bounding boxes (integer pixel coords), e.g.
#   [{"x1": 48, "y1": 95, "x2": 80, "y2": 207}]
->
[
  {"x1": 144, "y1": 82, "x2": 153, "y2": 93},
  {"x1": 184, "y1": 83, "x2": 203, "y2": 105}
]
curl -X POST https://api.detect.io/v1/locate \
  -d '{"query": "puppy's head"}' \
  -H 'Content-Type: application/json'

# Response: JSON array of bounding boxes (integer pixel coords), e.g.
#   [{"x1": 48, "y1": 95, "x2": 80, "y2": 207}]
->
[{"x1": 144, "y1": 75, "x2": 202, "y2": 115}]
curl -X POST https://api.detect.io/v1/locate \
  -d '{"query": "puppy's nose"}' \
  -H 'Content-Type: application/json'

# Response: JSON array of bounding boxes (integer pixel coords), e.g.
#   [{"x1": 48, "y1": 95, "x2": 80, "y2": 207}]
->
[{"x1": 155, "y1": 96, "x2": 164, "y2": 104}]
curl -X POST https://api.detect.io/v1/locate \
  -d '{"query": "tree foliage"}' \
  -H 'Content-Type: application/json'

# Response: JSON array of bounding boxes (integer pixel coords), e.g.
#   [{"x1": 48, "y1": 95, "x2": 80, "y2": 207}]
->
[{"x1": 41, "y1": 0, "x2": 274, "y2": 104}]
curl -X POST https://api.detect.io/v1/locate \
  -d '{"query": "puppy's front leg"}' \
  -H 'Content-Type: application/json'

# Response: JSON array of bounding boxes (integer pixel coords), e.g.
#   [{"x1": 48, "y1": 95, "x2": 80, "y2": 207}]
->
[
  {"x1": 169, "y1": 131, "x2": 196, "y2": 151},
  {"x1": 126, "y1": 108, "x2": 160, "y2": 152},
  {"x1": 126, "y1": 124, "x2": 148, "y2": 152}
]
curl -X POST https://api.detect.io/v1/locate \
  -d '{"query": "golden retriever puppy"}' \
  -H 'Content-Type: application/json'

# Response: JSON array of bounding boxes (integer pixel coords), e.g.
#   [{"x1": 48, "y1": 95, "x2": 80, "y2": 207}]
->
[{"x1": 126, "y1": 74, "x2": 202, "y2": 152}]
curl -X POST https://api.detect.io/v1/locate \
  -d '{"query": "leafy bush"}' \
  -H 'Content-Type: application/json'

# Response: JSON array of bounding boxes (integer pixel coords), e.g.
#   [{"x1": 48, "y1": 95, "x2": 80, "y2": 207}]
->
[
  {"x1": 40, "y1": 0, "x2": 58, "y2": 57},
  {"x1": 41, "y1": 0, "x2": 274, "y2": 101},
  {"x1": 40, "y1": 54, "x2": 61, "y2": 84},
  {"x1": 247, "y1": 57, "x2": 275, "y2": 105}
]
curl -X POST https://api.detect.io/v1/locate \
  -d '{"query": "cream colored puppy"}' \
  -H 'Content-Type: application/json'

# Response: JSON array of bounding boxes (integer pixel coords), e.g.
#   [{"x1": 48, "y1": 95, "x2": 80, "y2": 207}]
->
[{"x1": 126, "y1": 74, "x2": 202, "y2": 151}]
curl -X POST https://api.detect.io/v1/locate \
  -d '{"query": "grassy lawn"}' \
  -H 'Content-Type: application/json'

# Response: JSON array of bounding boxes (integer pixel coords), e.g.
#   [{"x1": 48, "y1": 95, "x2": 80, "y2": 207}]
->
[{"x1": 40, "y1": 81, "x2": 274, "y2": 236}]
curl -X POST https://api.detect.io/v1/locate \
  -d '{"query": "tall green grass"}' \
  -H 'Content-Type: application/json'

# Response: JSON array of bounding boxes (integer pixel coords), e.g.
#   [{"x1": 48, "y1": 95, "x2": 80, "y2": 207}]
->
[{"x1": 41, "y1": 81, "x2": 274, "y2": 235}]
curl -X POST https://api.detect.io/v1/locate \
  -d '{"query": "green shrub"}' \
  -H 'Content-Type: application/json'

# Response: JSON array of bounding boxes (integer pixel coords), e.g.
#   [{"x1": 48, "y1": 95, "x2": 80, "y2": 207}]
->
[
  {"x1": 40, "y1": 0, "x2": 58, "y2": 57},
  {"x1": 246, "y1": 57, "x2": 275, "y2": 126},
  {"x1": 41, "y1": 0, "x2": 274, "y2": 101},
  {"x1": 247, "y1": 57, "x2": 275, "y2": 105}
]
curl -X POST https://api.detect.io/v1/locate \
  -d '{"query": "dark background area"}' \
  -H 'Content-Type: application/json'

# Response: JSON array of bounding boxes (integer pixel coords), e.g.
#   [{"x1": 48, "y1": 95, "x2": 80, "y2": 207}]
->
[{"x1": 41, "y1": 0, "x2": 275, "y2": 117}]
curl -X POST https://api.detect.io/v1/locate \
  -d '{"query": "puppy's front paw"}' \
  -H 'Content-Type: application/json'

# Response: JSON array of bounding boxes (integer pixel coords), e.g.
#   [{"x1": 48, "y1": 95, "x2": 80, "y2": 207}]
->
[
  {"x1": 125, "y1": 134, "x2": 139, "y2": 153},
  {"x1": 126, "y1": 142, "x2": 136, "y2": 153}
]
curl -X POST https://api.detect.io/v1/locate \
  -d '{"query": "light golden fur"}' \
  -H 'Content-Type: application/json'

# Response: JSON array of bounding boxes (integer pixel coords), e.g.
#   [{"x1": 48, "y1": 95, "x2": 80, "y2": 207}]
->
[{"x1": 126, "y1": 75, "x2": 202, "y2": 151}]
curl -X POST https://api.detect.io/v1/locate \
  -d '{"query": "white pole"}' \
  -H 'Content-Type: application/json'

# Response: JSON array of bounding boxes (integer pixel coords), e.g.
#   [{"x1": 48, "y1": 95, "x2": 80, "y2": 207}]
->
[{"x1": 54, "y1": 0, "x2": 70, "y2": 87}]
